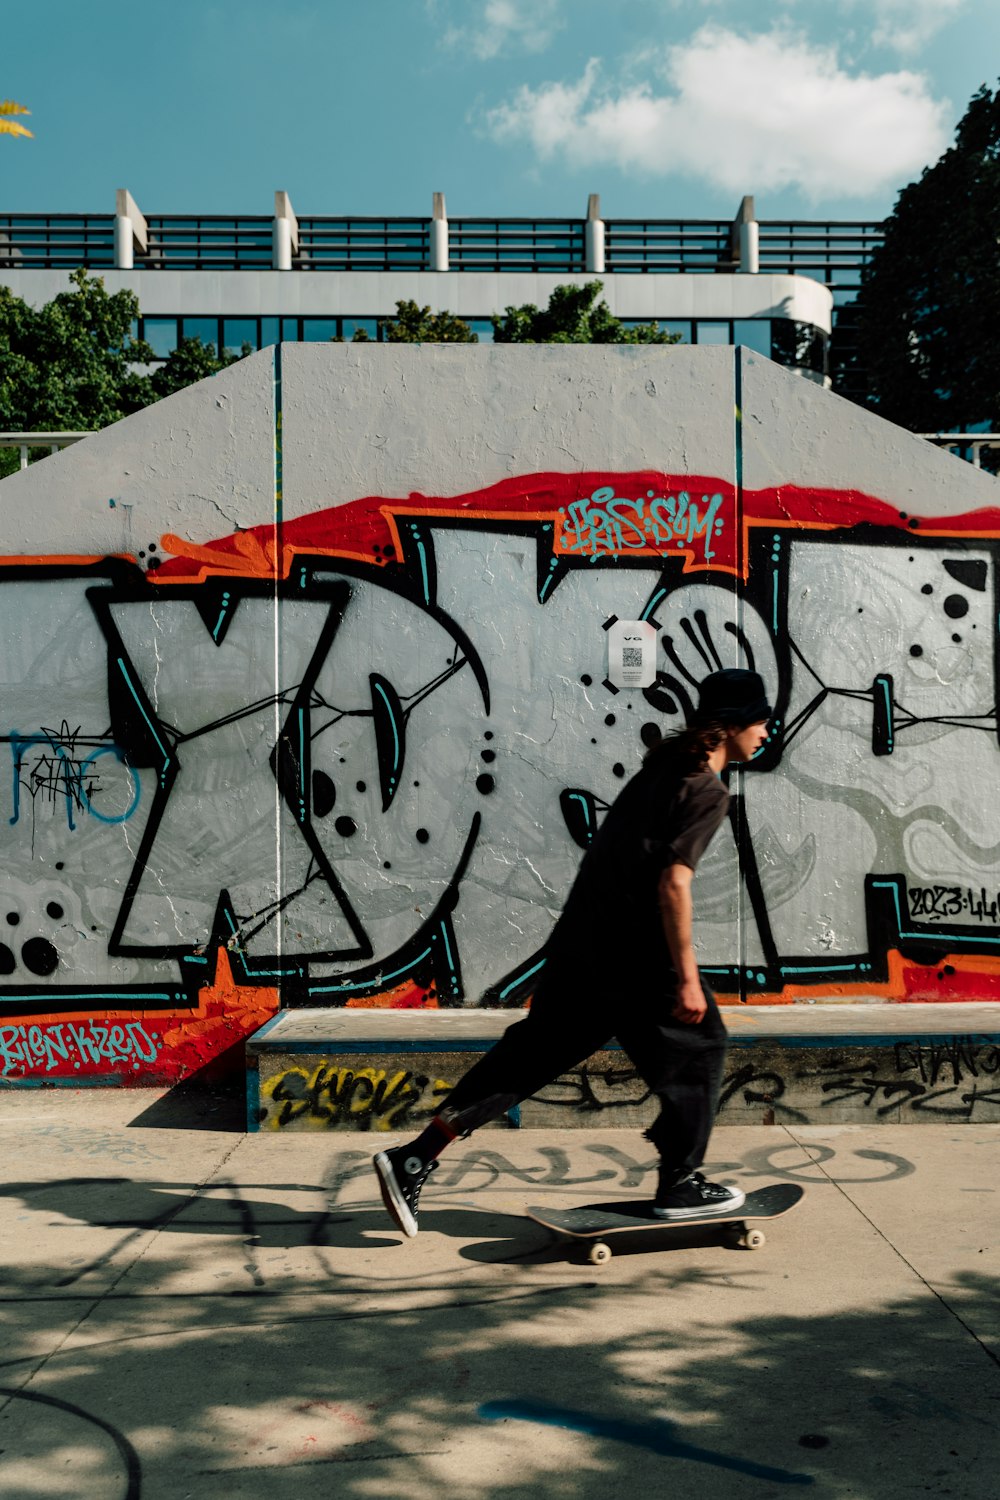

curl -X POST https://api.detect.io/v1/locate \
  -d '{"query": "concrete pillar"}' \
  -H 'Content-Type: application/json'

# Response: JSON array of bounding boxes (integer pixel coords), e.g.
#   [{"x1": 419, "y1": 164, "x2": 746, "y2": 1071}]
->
[
  {"x1": 273, "y1": 217, "x2": 293, "y2": 271},
  {"x1": 114, "y1": 216, "x2": 134, "y2": 270},
  {"x1": 733, "y1": 194, "x2": 759, "y2": 274},
  {"x1": 739, "y1": 220, "x2": 760, "y2": 274},
  {"x1": 273, "y1": 191, "x2": 299, "y2": 271},
  {"x1": 114, "y1": 188, "x2": 148, "y2": 269},
  {"x1": 430, "y1": 192, "x2": 449, "y2": 271},
  {"x1": 585, "y1": 193, "x2": 605, "y2": 274}
]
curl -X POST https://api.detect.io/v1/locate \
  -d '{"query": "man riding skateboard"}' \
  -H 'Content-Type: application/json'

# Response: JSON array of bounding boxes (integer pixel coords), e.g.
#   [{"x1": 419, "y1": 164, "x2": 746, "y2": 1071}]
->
[{"x1": 374, "y1": 667, "x2": 773, "y2": 1237}]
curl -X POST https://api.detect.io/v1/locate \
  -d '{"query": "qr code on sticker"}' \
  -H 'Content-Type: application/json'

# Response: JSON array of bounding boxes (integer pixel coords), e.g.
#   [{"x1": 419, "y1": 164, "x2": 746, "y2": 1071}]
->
[{"x1": 622, "y1": 647, "x2": 644, "y2": 668}]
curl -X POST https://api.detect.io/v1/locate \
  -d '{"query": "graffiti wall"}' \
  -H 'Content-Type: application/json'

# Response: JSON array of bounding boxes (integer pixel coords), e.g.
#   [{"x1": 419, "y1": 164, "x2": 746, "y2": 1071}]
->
[{"x1": 1, "y1": 344, "x2": 999, "y2": 1084}]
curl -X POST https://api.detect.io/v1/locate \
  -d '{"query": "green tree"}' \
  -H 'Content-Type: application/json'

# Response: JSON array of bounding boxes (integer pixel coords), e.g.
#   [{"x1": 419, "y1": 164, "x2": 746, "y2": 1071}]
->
[
  {"x1": 492, "y1": 281, "x2": 681, "y2": 344},
  {"x1": 378, "y1": 300, "x2": 478, "y2": 342},
  {"x1": 0, "y1": 271, "x2": 246, "y2": 477},
  {"x1": 0, "y1": 269, "x2": 156, "y2": 476},
  {"x1": 149, "y1": 336, "x2": 247, "y2": 399},
  {"x1": 849, "y1": 84, "x2": 1000, "y2": 435}
]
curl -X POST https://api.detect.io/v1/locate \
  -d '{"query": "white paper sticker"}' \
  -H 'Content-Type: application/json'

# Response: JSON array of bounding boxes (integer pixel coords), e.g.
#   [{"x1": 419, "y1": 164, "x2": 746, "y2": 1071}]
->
[{"x1": 607, "y1": 618, "x2": 657, "y2": 689}]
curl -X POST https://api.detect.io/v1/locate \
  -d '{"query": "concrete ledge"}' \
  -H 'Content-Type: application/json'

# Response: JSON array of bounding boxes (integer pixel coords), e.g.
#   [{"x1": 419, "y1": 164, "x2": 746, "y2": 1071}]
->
[
  {"x1": 247, "y1": 1004, "x2": 1000, "y2": 1133},
  {"x1": 248, "y1": 1003, "x2": 1000, "y2": 1048}
]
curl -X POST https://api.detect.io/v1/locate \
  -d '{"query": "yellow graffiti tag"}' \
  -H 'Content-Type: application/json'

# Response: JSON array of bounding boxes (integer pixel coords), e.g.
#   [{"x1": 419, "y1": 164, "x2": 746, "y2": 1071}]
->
[{"x1": 259, "y1": 1061, "x2": 453, "y2": 1131}]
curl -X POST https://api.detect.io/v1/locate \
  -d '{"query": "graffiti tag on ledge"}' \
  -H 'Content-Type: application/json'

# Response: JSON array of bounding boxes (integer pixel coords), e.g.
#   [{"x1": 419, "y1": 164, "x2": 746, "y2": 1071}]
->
[
  {"x1": 556, "y1": 486, "x2": 727, "y2": 561},
  {"x1": 260, "y1": 1063, "x2": 453, "y2": 1131}
]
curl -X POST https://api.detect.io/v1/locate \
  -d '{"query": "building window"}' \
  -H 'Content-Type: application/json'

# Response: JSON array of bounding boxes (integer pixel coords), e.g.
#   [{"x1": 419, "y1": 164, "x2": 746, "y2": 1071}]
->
[
  {"x1": 142, "y1": 317, "x2": 179, "y2": 359},
  {"x1": 619, "y1": 319, "x2": 692, "y2": 341},
  {"x1": 733, "y1": 320, "x2": 772, "y2": 357},
  {"x1": 342, "y1": 317, "x2": 379, "y2": 341},
  {"x1": 222, "y1": 318, "x2": 258, "y2": 354},
  {"x1": 132, "y1": 313, "x2": 822, "y2": 375},
  {"x1": 181, "y1": 317, "x2": 220, "y2": 349},
  {"x1": 302, "y1": 318, "x2": 340, "y2": 342},
  {"x1": 694, "y1": 321, "x2": 731, "y2": 345},
  {"x1": 771, "y1": 320, "x2": 829, "y2": 377}
]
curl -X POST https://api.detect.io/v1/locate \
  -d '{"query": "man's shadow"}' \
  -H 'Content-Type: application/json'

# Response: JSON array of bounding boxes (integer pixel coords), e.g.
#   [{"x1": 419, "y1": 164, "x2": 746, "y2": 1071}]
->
[{"x1": 0, "y1": 1175, "x2": 549, "y2": 1263}]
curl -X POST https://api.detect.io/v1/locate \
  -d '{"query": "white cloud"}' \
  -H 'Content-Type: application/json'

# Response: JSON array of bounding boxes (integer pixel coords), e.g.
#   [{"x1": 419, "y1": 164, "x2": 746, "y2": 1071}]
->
[
  {"x1": 659, "y1": 0, "x2": 969, "y2": 56},
  {"x1": 435, "y1": 0, "x2": 563, "y2": 61},
  {"x1": 862, "y1": 0, "x2": 967, "y2": 55},
  {"x1": 484, "y1": 26, "x2": 951, "y2": 199}
]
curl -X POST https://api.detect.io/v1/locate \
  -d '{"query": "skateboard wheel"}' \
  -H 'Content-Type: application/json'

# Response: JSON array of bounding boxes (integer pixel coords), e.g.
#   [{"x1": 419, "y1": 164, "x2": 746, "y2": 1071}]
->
[
  {"x1": 588, "y1": 1242, "x2": 612, "y2": 1266},
  {"x1": 744, "y1": 1228, "x2": 766, "y2": 1250}
]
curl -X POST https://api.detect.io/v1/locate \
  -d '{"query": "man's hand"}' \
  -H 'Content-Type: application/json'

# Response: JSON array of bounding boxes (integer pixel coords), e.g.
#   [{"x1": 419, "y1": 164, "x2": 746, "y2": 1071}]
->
[{"x1": 672, "y1": 977, "x2": 708, "y2": 1025}]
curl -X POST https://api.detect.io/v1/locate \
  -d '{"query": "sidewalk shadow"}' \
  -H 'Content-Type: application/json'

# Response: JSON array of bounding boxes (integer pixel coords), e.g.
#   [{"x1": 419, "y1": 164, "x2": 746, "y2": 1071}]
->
[
  {"x1": 0, "y1": 1202, "x2": 995, "y2": 1500},
  {"x1": 0, "y1": 1175, "x2": 547, "y2": 1262}
]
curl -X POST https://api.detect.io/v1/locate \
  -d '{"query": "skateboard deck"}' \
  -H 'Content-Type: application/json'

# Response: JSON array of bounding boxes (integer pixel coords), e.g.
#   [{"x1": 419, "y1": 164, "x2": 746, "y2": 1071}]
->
[{"x1": 527, "y1": 1183, "x2": 803, "y2": 1262}]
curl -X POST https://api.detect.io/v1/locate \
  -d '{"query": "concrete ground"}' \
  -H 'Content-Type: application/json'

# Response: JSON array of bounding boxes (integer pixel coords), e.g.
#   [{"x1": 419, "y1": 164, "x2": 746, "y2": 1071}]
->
[{"x1": 0, "y1": 1090, "x2": 997, "y2": 1499}]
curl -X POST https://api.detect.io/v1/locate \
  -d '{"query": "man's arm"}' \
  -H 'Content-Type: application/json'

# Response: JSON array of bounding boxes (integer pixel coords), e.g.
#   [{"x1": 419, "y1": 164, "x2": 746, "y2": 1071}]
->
[{"x1": 657, "y1": 862, "x2": 707, "y2": 1024}]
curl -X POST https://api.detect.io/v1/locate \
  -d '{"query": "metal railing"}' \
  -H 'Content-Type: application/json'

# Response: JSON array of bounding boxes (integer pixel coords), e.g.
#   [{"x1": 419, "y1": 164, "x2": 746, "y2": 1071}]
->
[
  {"x1": 0, "y1": 215, "x2": 115, "y2": 268},
  {"x1": 295, "y1": 217, "x2": 430, "y2": 271},
  {"x1": 140, "y1": 216, "x2": 273, "y2": 271},
  {"x1": 0, "y1": 212, "x2": 887, "y2": 287},
  {"x1": 0, "y1": 432, "x2": 89, "y2": 469},
  {"x1": 759, "y1": 222, "x2": 883, "y2": 267},
  {"x1": 448, "y1": 219, "x2": 585, "y2": 272},
  {"x1": 605, "y1": 220, "x2": 733, "y2": 273},
  {"x1": 919, "y1": 434, "x2": 1000, "y2": 470}
]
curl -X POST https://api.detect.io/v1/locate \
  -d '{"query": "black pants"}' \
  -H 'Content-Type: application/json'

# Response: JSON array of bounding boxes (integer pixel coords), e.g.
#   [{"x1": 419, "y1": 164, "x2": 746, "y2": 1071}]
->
[{"x1": 440, "y1": 970, "x2": 728, "y2": 1187}]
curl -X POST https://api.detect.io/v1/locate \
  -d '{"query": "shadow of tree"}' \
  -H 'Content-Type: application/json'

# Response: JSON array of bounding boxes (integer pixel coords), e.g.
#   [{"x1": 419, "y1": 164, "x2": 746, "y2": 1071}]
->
[{"x1": 0, "y1": 1146, "x2": 995, "y2": 1499}]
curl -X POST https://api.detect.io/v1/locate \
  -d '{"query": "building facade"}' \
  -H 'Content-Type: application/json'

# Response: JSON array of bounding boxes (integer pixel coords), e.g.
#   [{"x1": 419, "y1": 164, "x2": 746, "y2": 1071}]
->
[{"x1": 0, "y1": 190, "x2": 883, "y2": 387}]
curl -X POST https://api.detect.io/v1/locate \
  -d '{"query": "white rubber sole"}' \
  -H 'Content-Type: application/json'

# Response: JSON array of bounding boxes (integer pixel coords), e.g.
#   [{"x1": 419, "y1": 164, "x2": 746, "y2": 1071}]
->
[{"x1": 374, "y1": 1152, "x2": 418, "y2": 1238}]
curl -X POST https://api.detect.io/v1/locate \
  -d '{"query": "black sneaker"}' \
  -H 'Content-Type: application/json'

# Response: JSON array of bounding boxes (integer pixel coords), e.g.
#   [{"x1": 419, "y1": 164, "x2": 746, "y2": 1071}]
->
[
  {"x1": 652, "y1": 1171, "x2": 746, "y2": 1220},
  {"x1": 373, "y1": 1146, "x2": 438, "y2": 1238}
]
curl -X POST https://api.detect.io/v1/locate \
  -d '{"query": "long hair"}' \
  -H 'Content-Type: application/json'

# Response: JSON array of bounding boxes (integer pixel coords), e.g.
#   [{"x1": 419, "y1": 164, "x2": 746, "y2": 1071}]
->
[{"x1": 643, "y1": 721, "x2": 726, "y2": 774}]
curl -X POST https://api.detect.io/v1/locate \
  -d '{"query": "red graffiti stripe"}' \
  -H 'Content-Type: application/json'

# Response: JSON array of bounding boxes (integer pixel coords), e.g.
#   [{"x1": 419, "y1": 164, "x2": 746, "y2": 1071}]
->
[{"x1": 153, "y1": 473, "x2": 1000, "y2": 585}]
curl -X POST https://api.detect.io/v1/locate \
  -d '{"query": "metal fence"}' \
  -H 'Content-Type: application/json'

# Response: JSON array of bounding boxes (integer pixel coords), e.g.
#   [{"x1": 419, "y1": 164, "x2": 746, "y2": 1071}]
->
[
  {"x1": 604, "y1": 220, "x2": 733, "y2": 273},
  {"x1": 0, "y1": 215, "x2": 115, "y2": 268},
  {"x1": 295, "y1": 218, "x2": 430, "y2": 271},
  {"x1": 448, "y1": 219, "x2": 585, "y2": 272},
  {"x1": 758, "y1": 221, "x2": 884, "y2": 291},
  {"x1": 140, "y1": 216, "x2": 273, "y2": 271},
  {"x1": 0, "y1": 213, "x2": 885, "y2": 289},
  {"x1": 0, "y1": 432, "x2": 89, "y2": 469}
]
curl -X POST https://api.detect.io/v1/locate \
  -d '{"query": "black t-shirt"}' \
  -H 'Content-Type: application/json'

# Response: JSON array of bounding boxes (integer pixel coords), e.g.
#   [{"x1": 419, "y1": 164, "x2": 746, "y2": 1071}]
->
[{"x1": 545, "y1": 756, "x2": 730, "y2": 977}]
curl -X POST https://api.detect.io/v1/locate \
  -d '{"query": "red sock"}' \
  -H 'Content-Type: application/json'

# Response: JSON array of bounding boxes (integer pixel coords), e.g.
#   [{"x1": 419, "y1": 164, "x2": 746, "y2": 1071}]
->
[{"x1": 405, "y1": 1115, "x2": 458, "y2": 1166}]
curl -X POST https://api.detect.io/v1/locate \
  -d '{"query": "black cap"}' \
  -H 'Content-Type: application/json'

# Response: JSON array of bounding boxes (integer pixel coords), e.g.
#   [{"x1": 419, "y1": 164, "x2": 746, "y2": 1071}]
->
[{"x1": 693, "y1": 668, "x2": 773, "y2": 727}]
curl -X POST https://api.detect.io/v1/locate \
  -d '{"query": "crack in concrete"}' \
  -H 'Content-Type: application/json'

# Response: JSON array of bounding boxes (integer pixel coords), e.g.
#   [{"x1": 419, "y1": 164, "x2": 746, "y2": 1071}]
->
[
  {"x1": 0, "y1": 1133, "x2": 245, "y2": 1417},
  {"x1": 786, "y1": 1125, "x2": 1000, "y2": 1375}
]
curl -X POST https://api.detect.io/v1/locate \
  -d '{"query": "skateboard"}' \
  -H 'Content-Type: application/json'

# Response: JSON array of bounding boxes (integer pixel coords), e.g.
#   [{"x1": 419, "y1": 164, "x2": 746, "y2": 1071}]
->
[{"x1": 526, "y1": 1183, "x2": 804, "y2": 1264}]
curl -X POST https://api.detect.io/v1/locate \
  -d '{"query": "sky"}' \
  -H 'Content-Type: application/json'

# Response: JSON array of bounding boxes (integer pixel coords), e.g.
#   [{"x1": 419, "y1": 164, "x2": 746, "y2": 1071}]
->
[{"x1": 3, "y1": 0, "x2": 1000, "y2": 222}]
